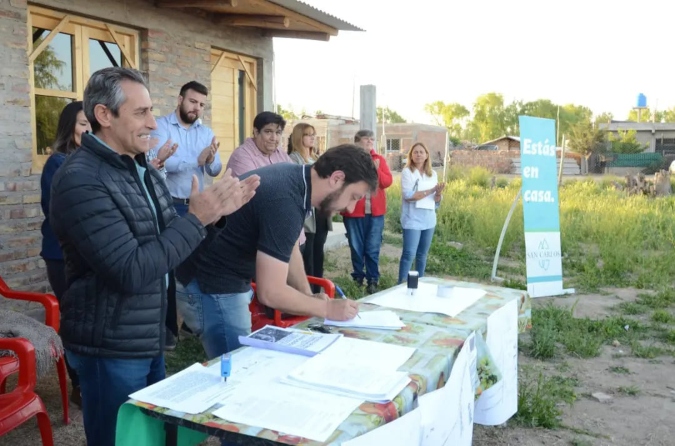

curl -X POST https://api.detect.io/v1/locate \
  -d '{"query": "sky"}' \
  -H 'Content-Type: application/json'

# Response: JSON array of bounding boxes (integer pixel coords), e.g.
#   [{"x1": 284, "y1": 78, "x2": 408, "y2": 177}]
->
[{"x1": 273, "y1": 0, "x2": 675, "y2": 125}]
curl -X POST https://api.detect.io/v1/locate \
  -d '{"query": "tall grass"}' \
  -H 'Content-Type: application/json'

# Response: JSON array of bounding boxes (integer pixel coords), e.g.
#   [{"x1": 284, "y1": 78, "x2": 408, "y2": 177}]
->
[{"x1": 385, "y1": 167, "x2": 675, "y2": 290}]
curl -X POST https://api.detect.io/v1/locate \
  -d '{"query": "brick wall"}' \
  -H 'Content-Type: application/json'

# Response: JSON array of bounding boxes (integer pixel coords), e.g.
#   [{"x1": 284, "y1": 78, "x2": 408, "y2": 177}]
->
[
  {"x1": 0, "y1": 0, "x2": 45, "y2": 300},
  {"x1": 449, "y1": 150, "x2": 516, "y2": 174},
  {"x1": 0, "y1": 0, "x2": 274, "y2": 305},
  {"x1": 449, "y1": 149, "x2": 581, "y2": 174}
]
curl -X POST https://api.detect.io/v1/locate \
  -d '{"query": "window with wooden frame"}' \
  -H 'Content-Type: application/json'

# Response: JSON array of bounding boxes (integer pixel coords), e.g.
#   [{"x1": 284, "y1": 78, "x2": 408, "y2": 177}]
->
[
  {"x1": 27, "y1": 6, "x2": 139, "y2": 171},
  {"x1": 210, "y1": 49, "x2": 258, "y2": 171}
]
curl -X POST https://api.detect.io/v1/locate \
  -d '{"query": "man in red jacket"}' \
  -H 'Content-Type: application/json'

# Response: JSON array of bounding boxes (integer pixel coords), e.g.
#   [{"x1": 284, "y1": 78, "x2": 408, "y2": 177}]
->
[{"x1": 341, "y1": 129, "x2": 393, "y2": 294}]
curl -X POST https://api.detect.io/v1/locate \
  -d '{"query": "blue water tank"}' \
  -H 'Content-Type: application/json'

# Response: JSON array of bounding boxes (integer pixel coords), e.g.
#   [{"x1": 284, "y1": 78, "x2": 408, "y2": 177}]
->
[{"x1": 637, "y1": 93, "x2": 647, "y2": 108}]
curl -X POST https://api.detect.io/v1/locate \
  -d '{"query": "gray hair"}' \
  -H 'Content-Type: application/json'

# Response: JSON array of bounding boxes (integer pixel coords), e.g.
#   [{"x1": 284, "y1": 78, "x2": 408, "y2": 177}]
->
[
  {"x1": 354, "y1": 129, "x2": 374, "y2": 142},
  {"x1": 84, "y1": 67, "x2": 148, "y2": 133}
]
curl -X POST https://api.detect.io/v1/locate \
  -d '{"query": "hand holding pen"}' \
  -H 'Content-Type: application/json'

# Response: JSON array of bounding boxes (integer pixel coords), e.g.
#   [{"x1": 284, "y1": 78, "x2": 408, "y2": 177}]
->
[{"x1": 335, "y1": 285, "x2": 361, "y2": 319}]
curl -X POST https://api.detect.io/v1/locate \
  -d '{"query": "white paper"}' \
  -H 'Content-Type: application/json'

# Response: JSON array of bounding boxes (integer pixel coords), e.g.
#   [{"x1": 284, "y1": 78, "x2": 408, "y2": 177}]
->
[
  {"x1": 419, "y1": 332, "x2": 476, "y2": 446},
  {"x1": 315, "y1": 337, "x2": 416, "y2": 373},
  {"x1": 474, "y1": 298, "x2": 519, "y2": 425},
  {"x1": 285, "y1": 361, "x2": 411, "y2": 403},
  {"x1": 129, "y1": 363, "x2": 232, "y2": 414},
  {"x1": 368, "y1": 283, "x2": 486, "y2": 317},
  {"x1": 415, "y1": 177, "x2": 437, "y2": 210},
  {"x1": 213, "y1": 380, "x2": 362, "y2": 442},
  {"x1": 325, "y1": 310, "x2": 405, "y2": 330},
  {"x1": 342, "y1": 408, "x2": 422, "y2": 446},
  {"x1": 281, "y1": 337, "x2": 415, "y2": 402}
]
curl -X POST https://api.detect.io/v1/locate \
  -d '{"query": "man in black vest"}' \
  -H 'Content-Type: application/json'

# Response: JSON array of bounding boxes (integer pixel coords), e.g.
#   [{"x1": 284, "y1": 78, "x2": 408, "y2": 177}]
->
[{"x1": 50, "y1": 67, "x2": 259, "y2": 446}]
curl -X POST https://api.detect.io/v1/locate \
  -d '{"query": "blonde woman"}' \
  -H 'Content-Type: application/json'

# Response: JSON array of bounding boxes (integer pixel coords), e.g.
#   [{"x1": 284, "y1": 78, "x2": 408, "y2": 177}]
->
[
  {"x1": 288, "y1": 123, "x2": 331, "y2": 290},
  {"x1": 398, "y1": 142, "x2": 445, "y2": 283}
]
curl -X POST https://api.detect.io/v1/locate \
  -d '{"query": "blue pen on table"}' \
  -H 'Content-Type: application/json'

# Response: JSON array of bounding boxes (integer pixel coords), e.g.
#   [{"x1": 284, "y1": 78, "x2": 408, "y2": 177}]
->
[
  {"x1": 220, "y1": 354, "x2": 231, "y2": 383},
  {"x1": 335, "y1": 285, "x2": 361, "y2": 319}
]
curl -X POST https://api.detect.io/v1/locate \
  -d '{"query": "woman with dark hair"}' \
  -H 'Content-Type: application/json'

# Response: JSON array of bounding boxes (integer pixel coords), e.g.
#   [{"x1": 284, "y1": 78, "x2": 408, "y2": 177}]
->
[
  {"x1": 288, "y1": 123, "x2": 332, "y2": 291},
  {"x1": 40, "y1": 100, "x2": 90, "y2": 408}
]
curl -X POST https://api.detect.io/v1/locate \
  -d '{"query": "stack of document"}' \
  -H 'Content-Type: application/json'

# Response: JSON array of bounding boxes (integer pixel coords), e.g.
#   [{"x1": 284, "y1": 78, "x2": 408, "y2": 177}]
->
[
  {"x1": 324, "y1": 310, "x2": 405, "y2": 330},
  {"x1": 281, "y1": 337, "x2": 416, "y2": 403},
  {"x1": 238, "y1": 325, "x2": 342, "y2": 357}
]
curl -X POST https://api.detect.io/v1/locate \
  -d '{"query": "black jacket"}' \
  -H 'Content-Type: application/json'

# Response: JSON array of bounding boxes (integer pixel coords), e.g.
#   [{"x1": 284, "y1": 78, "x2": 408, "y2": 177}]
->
[{"x1": 50, "y1": 133, "x2": 206, "y2": 358}]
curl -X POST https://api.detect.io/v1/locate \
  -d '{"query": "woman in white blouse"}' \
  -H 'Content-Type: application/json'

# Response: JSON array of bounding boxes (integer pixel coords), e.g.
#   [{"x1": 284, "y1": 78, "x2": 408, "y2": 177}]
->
[{"x1": 398, "y1": 142, "x2": 445, "y2": 283}]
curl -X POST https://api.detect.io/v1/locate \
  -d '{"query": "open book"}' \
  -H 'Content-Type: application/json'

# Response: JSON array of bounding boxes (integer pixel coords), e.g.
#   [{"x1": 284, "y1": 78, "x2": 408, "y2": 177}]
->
[{"x1": 239, "y1": 325, "x2": 342, "y2": 357}]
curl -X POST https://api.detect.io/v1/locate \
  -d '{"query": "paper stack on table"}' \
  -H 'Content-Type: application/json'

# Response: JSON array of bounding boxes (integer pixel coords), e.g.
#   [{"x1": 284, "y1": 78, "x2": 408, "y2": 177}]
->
[
  {"x1": 324, "y1": 310, "x2": 405, "y2": 330},
  {"x1": 281, "y1": 336, "x2": 416, "y2": 403}
]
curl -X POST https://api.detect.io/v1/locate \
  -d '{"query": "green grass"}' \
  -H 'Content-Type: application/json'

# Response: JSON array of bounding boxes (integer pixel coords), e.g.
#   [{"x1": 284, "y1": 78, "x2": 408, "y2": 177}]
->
[
  {"x1": 512, "y1": 369, "x2": 578, "y2": 429},
  {"x1": 608, "y1": 366, "x2": 631, "y2": 374},
  {"x1": 520, "y1": 302, "x2": 665, "y2": 360},
  {"x1": 385, "y1": 168, "x2": 675, "y2": 292},
  {"x1": 165, "y1": 335, "x2": 207, "y2": 374}
]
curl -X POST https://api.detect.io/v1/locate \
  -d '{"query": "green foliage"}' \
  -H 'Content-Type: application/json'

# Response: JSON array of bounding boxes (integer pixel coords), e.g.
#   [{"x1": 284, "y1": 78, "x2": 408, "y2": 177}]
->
[
  {"x1": 423, "y1": 101, "x2": 469, "y2": 139},
  {"x1": 513, "y1": 369, "x2": 577, "y2": 429},
  {"x1": 376, "y1": 106, "x2": 406, "y2": 124},
  {"x1": 425, "y1": 94, "x2": 600, "y2": 144},
  {"x1": 276, "y1": 104, "x2": 299, "y2": 121},
  {"x1": 567, "y1": 123, "x2": 607, "y2": 158},
  {"x1": 33, "y1": 41, "x2": 69, "y2": 155},
  {"x1": 608, "y1": 130, "x2": 647, "y2": 154}
]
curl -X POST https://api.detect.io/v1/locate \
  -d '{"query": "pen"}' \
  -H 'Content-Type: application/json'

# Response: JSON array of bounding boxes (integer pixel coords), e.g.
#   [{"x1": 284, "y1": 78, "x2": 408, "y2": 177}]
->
[{"x1": 335, "y1": 285, "x2": 361, "y2": 319}]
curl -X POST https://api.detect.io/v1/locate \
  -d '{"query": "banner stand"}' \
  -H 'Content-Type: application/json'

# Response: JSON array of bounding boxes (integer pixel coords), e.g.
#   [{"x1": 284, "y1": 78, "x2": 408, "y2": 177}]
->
[
  {"x1": 491, "y1": 189, "x2": 521, "y2": 283},
  {"x1": 492, "y1": 116, "x2": 575, "y2": 297}
]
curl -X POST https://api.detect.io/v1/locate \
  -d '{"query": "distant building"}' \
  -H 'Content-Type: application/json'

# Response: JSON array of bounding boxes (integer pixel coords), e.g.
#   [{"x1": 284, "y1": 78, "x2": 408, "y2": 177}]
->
[
  {"x1": 599, "y1": 121, "x2": 675, "y2": 154},
  {"x1": 477, "y1": 135, "x2": 521, "y2": 151}
]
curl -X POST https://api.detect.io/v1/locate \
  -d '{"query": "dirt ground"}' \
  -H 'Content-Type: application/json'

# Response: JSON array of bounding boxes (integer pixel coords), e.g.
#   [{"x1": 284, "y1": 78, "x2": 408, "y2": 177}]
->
[{"x1": 3, "y1": 243, "x2": 675, "y2": 446}]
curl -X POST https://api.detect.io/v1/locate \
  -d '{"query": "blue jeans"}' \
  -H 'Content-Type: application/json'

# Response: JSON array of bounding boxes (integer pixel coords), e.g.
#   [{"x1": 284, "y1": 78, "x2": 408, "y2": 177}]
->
[
  {"x1": 344, "y1": 215, "x2": 384, "y2": 284},
  {"x1": 398, "y1": 227, "x2": 435, "y2": 284},
  {"x1": 173, "y1": 202, "x2": 189, "y2": 217},
  {"x1": 65, "y1": 350, "x2": 165, "y2": 446},
  {"x1": 176, "y1": 279, "x2": 253, "y2": 359}
]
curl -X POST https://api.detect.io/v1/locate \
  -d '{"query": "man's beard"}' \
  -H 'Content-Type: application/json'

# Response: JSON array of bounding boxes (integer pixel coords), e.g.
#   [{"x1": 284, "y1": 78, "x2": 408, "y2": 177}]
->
[
  {"x1": 316, "y1": 187, "x2": 344, "y2": 217},
  {"x1": 179, "y1": 104, "x2": 198, "y2": 124}
]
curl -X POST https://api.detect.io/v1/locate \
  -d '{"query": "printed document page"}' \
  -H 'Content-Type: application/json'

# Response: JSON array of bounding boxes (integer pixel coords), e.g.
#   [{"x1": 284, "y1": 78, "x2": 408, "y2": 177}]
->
[
  {"x1": 213, "y1": 376, "x2": 362, "y2": 442},
  {"x1": 368, "y1": 282, "x2": 486, "y2": 317},
  {"x1": 129, "y1": 363, "x2": 232, "y2": 414},
  {"x1": 318, "y1": 336, "x2": 416, "y2": 371}
]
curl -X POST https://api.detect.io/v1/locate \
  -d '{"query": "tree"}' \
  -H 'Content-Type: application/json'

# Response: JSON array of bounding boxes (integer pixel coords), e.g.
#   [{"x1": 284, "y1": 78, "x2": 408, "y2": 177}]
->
[
  {"x1": 559, "y1": 104, "x2": 593, "y2": 138},
  {"x1": 626, "y1": 108, "x2": 664, "y2": 123},
  {"x1": 660, "y1": 107, "x2": 675, "y2": 123},
  {"x1": 594, "y1": 112, "x2": 614, "y2": 126},
  {"x1": 502, "y1": 100, "x2": 524, "y2": 135},
  {"x1": 468, "y1": 92, "x2": 506, "y2": 142},
  {"x1": 33, "y1": 41, "x2": 69, "y2": 155},
  {"x1": 276, "y1": 104, "x2": 299, "y2": 121},
  {"x1": 567, "y1": 123, "x2": 607, "y2": 174},
  {"x1": 376, "y1": 106, "x2": 406, "y2": 124},
  {"x1": 608, "y1": 130, "x2": 646, "y2": 154},
  {"x1": 423, "y1": 101, "x2": 469, "y2": 139}
]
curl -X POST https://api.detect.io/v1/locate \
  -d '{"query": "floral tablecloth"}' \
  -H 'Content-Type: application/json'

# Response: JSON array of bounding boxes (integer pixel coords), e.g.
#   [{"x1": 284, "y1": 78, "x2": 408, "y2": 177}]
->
[{"x1": 115, "y1": 277, "x2": 531, "y2": 446}]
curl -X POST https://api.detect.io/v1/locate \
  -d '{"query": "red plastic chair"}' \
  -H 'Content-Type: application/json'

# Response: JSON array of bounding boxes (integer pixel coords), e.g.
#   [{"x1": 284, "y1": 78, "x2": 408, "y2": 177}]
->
[
  {"x1": 0, "y1": 276, "x2": 69, "y2": 425},
  {"x1": 0, "y1": 338, "x2": 54, "y2": 446},
  {"x1": 249, "y1": 276, "x2": 336, "y2": 331}
]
